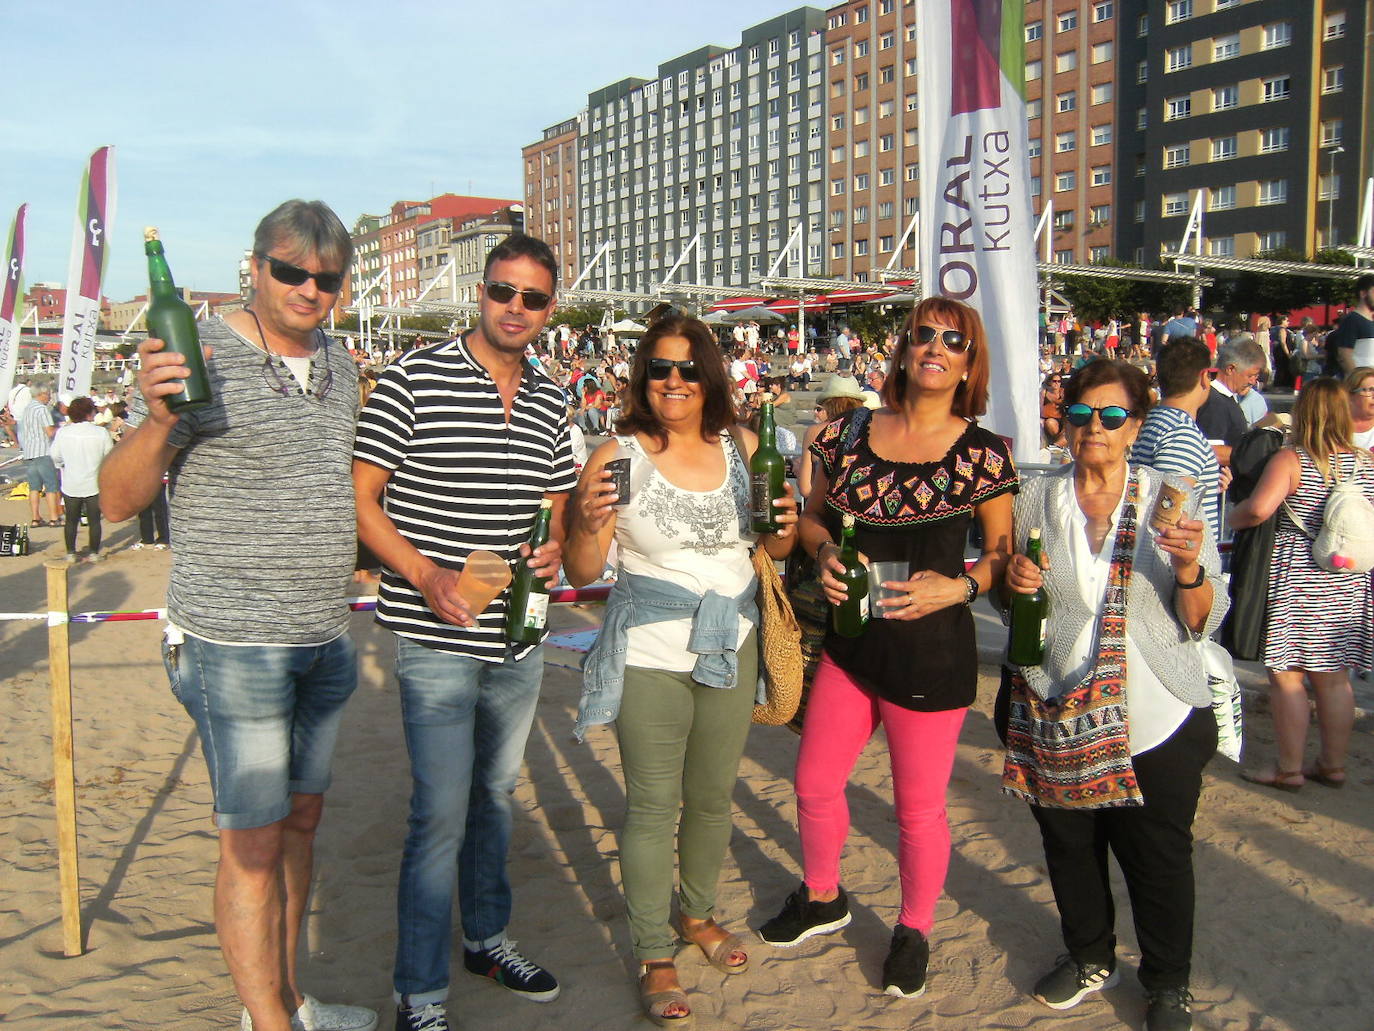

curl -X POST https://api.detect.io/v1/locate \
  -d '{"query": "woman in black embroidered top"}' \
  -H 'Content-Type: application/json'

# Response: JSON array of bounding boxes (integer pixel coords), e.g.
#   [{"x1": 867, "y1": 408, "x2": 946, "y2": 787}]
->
[{"x1": 757, "y1": 297, "x2": 1017, "y2": 1000}]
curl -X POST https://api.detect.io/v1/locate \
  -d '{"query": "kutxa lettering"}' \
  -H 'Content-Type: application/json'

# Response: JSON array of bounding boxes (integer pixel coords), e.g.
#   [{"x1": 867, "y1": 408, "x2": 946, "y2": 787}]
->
[{"x1": 935, "y1": 130, "x2": 1019, "y2": 299}]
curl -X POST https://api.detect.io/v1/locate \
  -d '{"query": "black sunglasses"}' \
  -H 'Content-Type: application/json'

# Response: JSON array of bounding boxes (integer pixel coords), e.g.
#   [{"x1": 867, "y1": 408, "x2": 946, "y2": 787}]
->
[
  {"x1": 261, "y1": 353, "x2": 334, "y2": 401},
  {"x1": 913, "y1": 325, "x2": 971, "y2": 353},
  {"x1": 485, "y1": 280, "x2": 553, "y2": 311},
  {"x1": 1065, "y1": 403, "x2": 1130, "y2": 430},
  {"x1": 256, "y1": 253, "x2": 344, "y2": 294},
  {"x1": 647, "y1": 358, "x2": 701, "y2": 383}
]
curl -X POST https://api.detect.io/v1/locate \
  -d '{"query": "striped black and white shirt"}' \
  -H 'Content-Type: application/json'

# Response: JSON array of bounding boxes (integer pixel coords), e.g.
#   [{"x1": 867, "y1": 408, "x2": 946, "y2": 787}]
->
[
  {"x1": 353, "y1": 333, "x2": 576, "y2": 661},
  {"x1": 1131, "y1": 404, "x2": 1222, "y2": 538}
]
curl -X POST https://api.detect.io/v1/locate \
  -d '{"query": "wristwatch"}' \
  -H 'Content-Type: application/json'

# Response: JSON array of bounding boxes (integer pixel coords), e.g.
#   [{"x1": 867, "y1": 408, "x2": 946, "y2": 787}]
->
[
  {"x1": 1175, "y1": 564, "x2": 1206, "y2": 589},
  {"x1": 957, "y1": 571, "x2": 979, "y2": 605}
]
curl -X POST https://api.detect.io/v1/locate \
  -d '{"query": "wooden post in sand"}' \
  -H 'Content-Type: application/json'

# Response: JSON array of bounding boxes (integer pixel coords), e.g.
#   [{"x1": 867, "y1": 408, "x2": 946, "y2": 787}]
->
[{"x1": 45, "y1": 560, "x2": 83, "y2": 957}]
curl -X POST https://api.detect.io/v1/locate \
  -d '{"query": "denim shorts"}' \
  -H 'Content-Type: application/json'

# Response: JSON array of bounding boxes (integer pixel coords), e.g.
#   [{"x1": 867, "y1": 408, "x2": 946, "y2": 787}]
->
[
  {"x1": 26, "y1": 455, "x2": 59, "y2": 493},
  {"x1": 164, "y1": 632, "x2": 358, "y2": 829}
]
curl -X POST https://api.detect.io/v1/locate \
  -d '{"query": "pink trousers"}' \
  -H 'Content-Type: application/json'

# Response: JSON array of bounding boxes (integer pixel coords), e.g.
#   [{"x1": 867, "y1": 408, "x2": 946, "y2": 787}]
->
[{"x1": 796, "y1": 654, "x2": 967, "y2": 933}]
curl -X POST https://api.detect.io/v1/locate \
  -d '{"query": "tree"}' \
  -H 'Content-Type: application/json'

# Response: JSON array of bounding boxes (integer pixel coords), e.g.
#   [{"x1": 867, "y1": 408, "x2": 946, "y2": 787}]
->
[
  {"x1": 1229, "y1": 247, "x2": 1323, "y2": 317},
  {"x1": 547, "y1": 304, "x2": 606, "y2": 330},
  {"x1": 1053, "y1": 259, "x2": 1140, "y2": 324}
]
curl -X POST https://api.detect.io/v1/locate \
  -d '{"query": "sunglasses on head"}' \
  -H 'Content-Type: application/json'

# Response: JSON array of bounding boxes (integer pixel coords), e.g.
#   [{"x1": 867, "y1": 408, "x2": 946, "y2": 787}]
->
[
  {"x1": 485, "y1": 280, "x2": 553, "y2": 311},
  {"x1": 256, "y1": 253, "x2": 344, "y2": 294},
  {"x1": 1065, "y1": 403, "x2": 1130, "y2": 430},
  {"x1": 647, "y1": 357, "x2": 701, "y2": 383},
  {"x1": 913, "y1": 325, "x2": 971, "y2": 353}
]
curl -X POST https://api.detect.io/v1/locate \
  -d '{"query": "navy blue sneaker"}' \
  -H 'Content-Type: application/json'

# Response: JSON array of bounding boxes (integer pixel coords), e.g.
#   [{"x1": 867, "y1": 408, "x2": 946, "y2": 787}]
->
[{"x1": 463, "y1": 938, "x2": 561, "y2": 1002}]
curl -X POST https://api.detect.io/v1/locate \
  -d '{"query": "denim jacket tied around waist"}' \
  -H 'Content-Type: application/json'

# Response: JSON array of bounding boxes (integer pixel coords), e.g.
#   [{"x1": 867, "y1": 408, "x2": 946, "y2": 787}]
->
[{"x1": 574, "y1": 570, "x2": 761, "y2": 741}]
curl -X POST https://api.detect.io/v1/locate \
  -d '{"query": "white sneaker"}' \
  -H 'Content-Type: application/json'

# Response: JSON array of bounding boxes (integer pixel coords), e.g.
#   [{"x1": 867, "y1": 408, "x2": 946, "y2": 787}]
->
[
  {"x1": 130, "y1": 542, "x2": 147, "y2": 551},
  {"x1": 240, "y1": 996, "x2": 378, "y2": 1031}
]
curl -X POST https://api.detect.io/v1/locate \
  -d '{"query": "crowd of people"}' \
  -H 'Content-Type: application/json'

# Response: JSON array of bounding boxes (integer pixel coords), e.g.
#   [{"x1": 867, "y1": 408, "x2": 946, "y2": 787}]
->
[{"x1": 7, "y1": 197, "x2": 1371, "y2": 1031}]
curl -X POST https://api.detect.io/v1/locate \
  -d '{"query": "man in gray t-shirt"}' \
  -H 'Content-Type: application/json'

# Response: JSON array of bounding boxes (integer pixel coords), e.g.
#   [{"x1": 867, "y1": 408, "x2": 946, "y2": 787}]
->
[{"x1": 100, "y1": 201, "x2": 376, "y2": 1031}]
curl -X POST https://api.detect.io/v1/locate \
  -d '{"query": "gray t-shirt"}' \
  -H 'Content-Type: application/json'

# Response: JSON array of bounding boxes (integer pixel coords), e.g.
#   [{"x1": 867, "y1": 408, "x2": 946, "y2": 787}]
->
[{"x1": 129, "y1": 316, "x2": 360, "y2": 644}]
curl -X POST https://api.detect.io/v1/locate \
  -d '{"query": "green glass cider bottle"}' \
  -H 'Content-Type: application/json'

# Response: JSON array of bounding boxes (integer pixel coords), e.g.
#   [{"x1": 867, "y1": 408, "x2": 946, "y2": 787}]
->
[
  {"x1": 1007, "y1": 528, "x2": 1050, "y2": 666},
  {"x1": 832, "y1": 513, "x2": 870, "y2": 637},
  {"x1": 506, "y1": 498, "x2": 554, "y2": 644},
  {"x1": 749, "y1": 396, "x2": 787, "y2": 533},
  {"x1": 144, "y1": 227, "x2": 210, "y2": 411}
]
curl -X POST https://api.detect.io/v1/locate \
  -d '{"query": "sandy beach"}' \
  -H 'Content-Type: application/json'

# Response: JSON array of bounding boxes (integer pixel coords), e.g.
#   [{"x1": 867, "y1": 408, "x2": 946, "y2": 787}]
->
[{"x1": 2, "y1": 487, "x2": 1372, "y2": 1031}]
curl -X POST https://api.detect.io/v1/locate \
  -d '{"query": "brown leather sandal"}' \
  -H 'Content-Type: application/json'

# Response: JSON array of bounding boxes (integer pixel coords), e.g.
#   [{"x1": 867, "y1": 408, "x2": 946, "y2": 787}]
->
[
  {"x1": 1302, "y1": 762, "x2": 1346, "y2": 789},
  {"x1": 1241, "y1": 766, "x2": 1305, "y2": 792},
  {"x1": 640, "y1": 960, "x2": 692, "y2": 1027},
  {"x1": 679, "y1": 918, "x2": 750, "y2": 974}
]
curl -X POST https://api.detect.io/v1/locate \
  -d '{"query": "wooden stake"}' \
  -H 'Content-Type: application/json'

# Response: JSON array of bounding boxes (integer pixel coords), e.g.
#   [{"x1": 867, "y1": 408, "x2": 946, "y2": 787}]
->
[{"x1": 45, "y1": 560, "x2": 82, "y2": 957}]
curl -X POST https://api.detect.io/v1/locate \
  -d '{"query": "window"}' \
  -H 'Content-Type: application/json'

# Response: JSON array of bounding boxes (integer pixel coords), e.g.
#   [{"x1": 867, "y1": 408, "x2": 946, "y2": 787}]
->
[
  {"x1": 1056, "y1": 50, "x2": 1077, "y2": 73},
  {"x1": 1323, "y1": 11, "x2": 1346, "y2": 39},
  {"x1": 1091, "y1": 125, "x2": 1112, "y2": 146},
  {"x1": 854, "y1": 106, "x2": 869, "y2": 125},
  {"x1": 1055, "y1": 171, "x2": 1076, "y2": 192},
  {"x1": 854, "y1": 140, "x2": 870, "y2": 158},
  {"x1": 880, "y1": 32, "x2": 894, "y2": 50},
  {"x1": 1263, "y1": 22, "x2": 1292, "y2": 49},
  {"x1": 1209, "y1": 185, "x2": 1236, "y2": 211},
  {"x1": 879, "y1": 235, "x2": 894, "y2": 253},
  {"x1": 831, "y1": 47, "x2": 845, "y2": 65},
  {"x1": 1090, "y1": 204, "x2": 1111, "y2": 225},
  {"x1": 1262, "y1": 76, "x2": 1291, "y2": 102},
  {"x1": 1211, "y1": 136, "x2": 1236, "y2": 161},
  {"x1": 1091, "y1": 41, "x2": 1112, "y2": 64},
  {"x1": 1209, "y1": 236, "x2": 1235, "y2": 257},
  {"x1": 1166, "y1": 45, "x2": 1192, "y2": 72},
  {"x1": 1093, "y1": 2, "x2": 1114, "y2": 22},
  {"x1": 878, "y1": 201, "x2": 894, "y2": 219},
  {"x1": 1091, "y1": 166, "x2": 1111, "y2": 186},
  {"x1": 1026, "y1": 60, "x2": 1042, "y2": 81},
  {"x1": 905, "y1": 92, "x2": 918, "y2": 112},
  {"x1": 1138, "y1": 13, "x2": 1149, "y2": 35},
  {"x1": 1027, "y1": 137, "x2": 1042, "y2": 158},
  {"x1": 1213, "y1": 85, "x2": 1238, "y2": 111},
  {"x1": 879, "y1": 168, "x2": 894, "y2": 186},
  {"x1": 1319, "y1": 174, "x2": 1341, "y2": 201},
  {"x1": 1164, "y1": 145, "x2": 1190, "y2": 169},
  {"x1": 905, "y1": 57, "x2": 918, "y2": 75},
  {"x1": 1213, "y1": 33, "x2": 1239, "y2": 61},
  {"x1": 1166, "y1": 95, "x2": 1191, "y2": 120},
  {"x1": 856, "y1": 4, "x2": 868, "y2": 21},
  {"x1": 1055, "y1": 249, "x2": 1075, "y2": 265},
  {"x1": 1258, "y1": 179, "x2": 1287, "y2": 206},
  {"x1": 1321, "y1": 119, "x2": 1343, "y2": 147},
  {"x1": 1323, "y1": 66, "x2": 1344, "y2": 94},
  {"x1": 1091, "y1": 82, "x2": 1113, "y2": 105},
  {"x1": 1058, "y1": 11, "x2": 1077, "y2": 31},
  {"x1": 854, "y1": 40, "x2": 869, "y2": 57},
  {"x1": 831, "y1": 79, "x2": 845, "y2": 98},
  {"x1": 879, "y1": 0, "x2": 893, "y2": 13},
  {"x1": 905, "y1": 164, "x2": 919, "y2": 181},
  {"x1": 1027, "y1": 98, "x2": 1042, "y2": 119},
  {"x1": 879, "y1": 98, "x2": 894, "y2": 117},
  {"x1": 831, "y1": 113, "x2": 846, "y2": 130},
  {"x1": 1090, "y1": 246, "x2": 1111, "y2": 263},
  {"x1": 1259, "y1": 230, "x2": 1288, "y2": 251},
  {"x1": 1057, "y1": 91, "x2": 1077, "y2": 113},
  {"x1": 853, "y1": 205, "x2": 868, "y2": 223},
  {"x1": 1031, "y1": 176, "x2": 1042, "y2": 196},
  {"x1": 831, "y1": 178, "x2": 845, "y2": 195},
  {"x1": 831, "y1": 242, "x2": 843, "y2": 260},
  {"x1": 854, "y1": 173, "x2": 869, "y2": 191},
  {"x1": 878, "y1": 133, "x2": 893, "y2": 152},
  {"x1": 829, "y1": 209, "x2": 844, "y2": 227},
  {"x1": 879, "y1": 65, "x2": 894, "y2": 84},
  {"x1": 854, "y1": 239, "x2": 869, "y2": 256},
  {"x1": 1025, "y1": 20, "x2": 1042, "y2": 42},
  {"x1": 1137, "y1": 60, "x2": 1148, "y2": 83},
  {"x1": 1166, "y1": 0, "x2": 1193, "y2": 24},
  {"x1": 1163, "y1": 192, "x2": 1189, "y2": 216},
  {"x1": 1054, "y1": 209, "x2": 1075, "y2": 230},
  {"x1": 1056, "y1": 131, "x2": 1076, "y2": 153},
  {"x1": 854, "y1": 72, "x2": 869, "y2": 91}
]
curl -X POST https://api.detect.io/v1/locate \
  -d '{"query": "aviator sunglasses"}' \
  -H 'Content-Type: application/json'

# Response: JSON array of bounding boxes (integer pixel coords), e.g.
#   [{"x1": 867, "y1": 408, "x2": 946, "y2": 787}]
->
[
  {"x1": 1065, "y1": 403, "x2": 1130, "y2": 430},
  {"x1": 647, "y1": 357, "x2": 702, "y2": 383},
  {"x1": 256, "y1": 253, "x2": 345, "y2": 294},
  {"x1": 484, "y1": 280, "x2": 553, "y2": 311},
  {"x1": 913, "y1": 324, "x2": 972, "y2": 353}
]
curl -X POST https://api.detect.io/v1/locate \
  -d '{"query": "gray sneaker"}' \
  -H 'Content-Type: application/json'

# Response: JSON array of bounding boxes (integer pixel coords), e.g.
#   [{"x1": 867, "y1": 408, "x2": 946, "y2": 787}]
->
[{"x1": 240, "y1": 995, "x2": 377, "y2": 1031}]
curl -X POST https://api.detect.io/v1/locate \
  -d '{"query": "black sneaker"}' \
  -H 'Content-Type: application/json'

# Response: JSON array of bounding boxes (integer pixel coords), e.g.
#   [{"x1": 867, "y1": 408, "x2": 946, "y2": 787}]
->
[
  {"x1": 463, "y1": 938, "x2": 561, "y2": 1002},
  {"x1": 881, "y1": 924, "x2": 929, "y2": 998},
  {"x1": 394, "y1": 1002, "x2": 449, "y2": 1031},
  {"x1": 1031, "y1": 955, "x2": 1120, "y2": 1010},
  {"x1": 1146, "y1": 987, "x2": 1194, "y2": 1031},
  {"x1": 757, "y1": 884, "x2": 852, "y2": 947}
]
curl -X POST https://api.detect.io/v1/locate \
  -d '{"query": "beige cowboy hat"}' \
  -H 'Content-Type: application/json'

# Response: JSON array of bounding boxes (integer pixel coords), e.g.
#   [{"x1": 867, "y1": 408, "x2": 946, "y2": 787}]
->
[{"x1": 817, "y1": 375, "x2": 867, "y2": 402}]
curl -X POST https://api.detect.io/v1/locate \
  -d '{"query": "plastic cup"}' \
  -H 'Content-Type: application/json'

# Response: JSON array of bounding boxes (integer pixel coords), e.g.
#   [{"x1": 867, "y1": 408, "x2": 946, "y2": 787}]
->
[
  {"x1": 1149, "y1": 473, "x2": 1200, "y2": 534},
  {"x1": 867, "y1": 561, "x2": 911, "y2": 619},
  {"x1": 455, "y1": 550, "x2": 513, "y2": 615}
]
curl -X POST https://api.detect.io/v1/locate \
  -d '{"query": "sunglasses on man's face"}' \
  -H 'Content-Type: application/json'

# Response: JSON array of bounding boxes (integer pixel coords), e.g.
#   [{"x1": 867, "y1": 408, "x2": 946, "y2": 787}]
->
[
  {"x1": 913, "y1": 324, "x2": 971, "y2": 353},
  {"x1": 647, "y1": 358, "x2": 702, "y2": 383},
  {"x1": 1065, "y1": 403, "x2": 1131, "y2": 430},
  {"x1": 484, "y1": 280, "x2": 553, "y2": 311},
  {"x1": 256, "y1": 253, "x2": 344, "y2": 294}
]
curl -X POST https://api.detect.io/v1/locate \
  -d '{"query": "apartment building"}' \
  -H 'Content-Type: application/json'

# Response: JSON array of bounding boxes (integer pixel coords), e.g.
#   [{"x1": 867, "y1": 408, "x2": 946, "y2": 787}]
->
[
  {"x1": 415, "y1": 205, "x2": 527, "y2": 304},
  {"x1": 1118, "y1": 0, "x2": 1370, "y2": 262},
  {"x1": 523, "y1": 118, "x2": 581, "y2": 287},
  {"x1": 572, "y1": 8, "x2": 829, "y2": 295}
]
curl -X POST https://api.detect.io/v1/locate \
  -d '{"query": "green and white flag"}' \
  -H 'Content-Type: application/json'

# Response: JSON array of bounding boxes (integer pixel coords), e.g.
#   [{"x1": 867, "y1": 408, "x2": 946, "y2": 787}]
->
[
  {"x1": 58, "y1": 145, "x2": 116, "y2": 400},
  {"x1": 0, "y1": 203, "x2": 26, "y2": 403}
]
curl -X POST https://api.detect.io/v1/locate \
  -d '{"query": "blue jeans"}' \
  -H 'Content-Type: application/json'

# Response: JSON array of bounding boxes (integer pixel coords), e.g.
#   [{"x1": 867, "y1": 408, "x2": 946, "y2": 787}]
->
[
  {"x1": 392, "y1": 637, "x2": 545, "y2": 1005},
  {"x1": 164, "y1": 632, "x2": 358, "y2": 829}
]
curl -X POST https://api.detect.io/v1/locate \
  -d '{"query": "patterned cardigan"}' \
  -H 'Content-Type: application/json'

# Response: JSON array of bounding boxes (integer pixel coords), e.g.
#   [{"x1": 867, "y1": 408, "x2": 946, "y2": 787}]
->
[{"x1": 1012, "y1": 463, "x2": 1229, "y2": 706}]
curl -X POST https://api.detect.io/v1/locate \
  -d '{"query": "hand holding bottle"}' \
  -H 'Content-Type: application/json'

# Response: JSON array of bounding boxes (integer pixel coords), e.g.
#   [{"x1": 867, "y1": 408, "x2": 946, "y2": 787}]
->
[
  {"x1": 136, "y1": 336, "x2": 214, "y2": 426},
  {"x1": 1006, "y1": 549, "x2": 1050, "y2": 594}
]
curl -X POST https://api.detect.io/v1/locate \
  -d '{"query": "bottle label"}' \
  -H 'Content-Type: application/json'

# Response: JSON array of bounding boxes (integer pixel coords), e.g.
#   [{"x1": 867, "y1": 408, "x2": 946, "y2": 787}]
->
[
  {"x1": 750, "y1": 472, "x2": 774, "y2": 521},
  {"x1": 1038, "y1": 617, "x2": 1047, "y2": 648},
  {"x1": 521, "y1": 593, "x2": 550, "y2": 631},
  {"x1": 858, "y1": 595, "x2": 870, "y2": 622}
]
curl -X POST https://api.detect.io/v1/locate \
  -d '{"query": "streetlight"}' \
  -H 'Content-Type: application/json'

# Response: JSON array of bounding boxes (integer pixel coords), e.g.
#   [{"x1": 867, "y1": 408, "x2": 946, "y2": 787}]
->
[{"x1": 1325, "y1": 144, "x2": 1345, "y2": 248}]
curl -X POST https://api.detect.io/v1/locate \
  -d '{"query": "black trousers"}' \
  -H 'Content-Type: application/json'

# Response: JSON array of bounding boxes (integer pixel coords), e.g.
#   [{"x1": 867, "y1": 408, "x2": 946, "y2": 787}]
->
[
  {"x1": 137, "y1": 486, "x2": 170, "y2": 545},
  {"x1": 1026, "y1": 705, "x2": 1217, "y2": 991},
  {"x1": 63, "y1": 494, "x2": 102, "y2": 554}
]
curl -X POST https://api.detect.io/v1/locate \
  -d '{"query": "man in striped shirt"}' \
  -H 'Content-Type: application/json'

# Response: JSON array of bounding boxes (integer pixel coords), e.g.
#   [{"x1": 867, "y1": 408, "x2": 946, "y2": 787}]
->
[
  {"x1": 353, "y1": 234, "x2": 575, "y2": 1031},
  {"x1": 18, "y1": 385, "x2": 62, "y2": 526},
  {"x1": 1131, "y1": 337, "x2": 1223, "y2": 539}
]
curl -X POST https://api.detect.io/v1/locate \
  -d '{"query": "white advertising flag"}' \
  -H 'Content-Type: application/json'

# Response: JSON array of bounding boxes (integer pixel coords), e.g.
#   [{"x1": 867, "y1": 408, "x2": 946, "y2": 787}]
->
[
  {"x1": 57, "y1": 145, "x2": 116, "y2": 400},
  {"x1": 0, "y1": 204, "x2": 26, "y2": 404}
]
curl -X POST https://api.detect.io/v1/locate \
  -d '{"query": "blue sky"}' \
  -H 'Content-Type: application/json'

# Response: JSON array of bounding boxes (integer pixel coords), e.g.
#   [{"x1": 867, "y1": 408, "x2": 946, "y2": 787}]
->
[{"x1": 0, "y1": 0, "x2": 805, "y2": 301}]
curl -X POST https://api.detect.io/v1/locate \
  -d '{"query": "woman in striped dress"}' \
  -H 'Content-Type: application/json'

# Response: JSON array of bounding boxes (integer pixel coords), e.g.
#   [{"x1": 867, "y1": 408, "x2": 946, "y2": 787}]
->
[{"x1": 1228, "y1": 378, "x2": 1373, "y2": 791}]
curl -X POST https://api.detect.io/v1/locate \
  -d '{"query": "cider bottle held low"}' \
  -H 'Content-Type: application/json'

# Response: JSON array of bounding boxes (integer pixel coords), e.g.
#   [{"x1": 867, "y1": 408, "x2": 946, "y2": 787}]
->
[
  {"x1": 506, "y1": 498, "x2": 554, "y2": 645},
  {"x1": 749, "y1": 397, "x2": 786, "y2": 533},
  {"x1": 1008, "y1": 528, "x2": 1050, "y2": 666},
  {"x1": 832, "y1": 514, "x2": 870, "y2": 637},
  {"x1": 144, "y1": 227, "x2": 211, "y2": 411}
]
